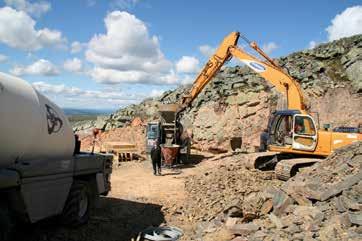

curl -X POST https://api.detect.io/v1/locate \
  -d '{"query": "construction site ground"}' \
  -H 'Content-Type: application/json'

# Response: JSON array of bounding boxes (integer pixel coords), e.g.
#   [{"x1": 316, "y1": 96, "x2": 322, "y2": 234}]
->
[
  {"x1": 15, "y1": 151, "x2": 231, "y2": 241},
  {"x1": 14, "y1": 142, "x2": 362, "y2": 241}
]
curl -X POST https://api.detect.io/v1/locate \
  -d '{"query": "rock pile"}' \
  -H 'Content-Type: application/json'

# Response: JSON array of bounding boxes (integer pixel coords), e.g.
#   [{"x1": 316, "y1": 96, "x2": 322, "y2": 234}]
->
[
  {"x1": 173, "y1": 142, "x2": 361, "y2": 240},
  {"x1": 226, "y1": 142, "x2": 362, "y2": 241},
  {"x1": 181, "y1": 160, "x2": 283, "y2": 222}
]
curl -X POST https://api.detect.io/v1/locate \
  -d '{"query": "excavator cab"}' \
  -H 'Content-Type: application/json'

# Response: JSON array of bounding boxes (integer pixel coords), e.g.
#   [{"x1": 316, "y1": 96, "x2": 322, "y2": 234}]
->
[{"x1": 268, "y1": 110, "x2": 317, "y2": 152}]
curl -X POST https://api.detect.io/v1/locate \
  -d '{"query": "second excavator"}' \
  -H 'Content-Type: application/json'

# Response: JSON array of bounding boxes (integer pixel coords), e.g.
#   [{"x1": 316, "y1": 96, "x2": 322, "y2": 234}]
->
[{"x1": 157, "y1": 31, "x2": 361, "y2": 180}]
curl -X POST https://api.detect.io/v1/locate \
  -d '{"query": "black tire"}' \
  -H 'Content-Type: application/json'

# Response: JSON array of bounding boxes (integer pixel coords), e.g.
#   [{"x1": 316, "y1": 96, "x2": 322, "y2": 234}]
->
[
  {"x1": 0, "y1": 202, "x2": 14, "y2": 241},
  {"x1": 61, "y1": 181, "x2": 92, "y2": 227}
]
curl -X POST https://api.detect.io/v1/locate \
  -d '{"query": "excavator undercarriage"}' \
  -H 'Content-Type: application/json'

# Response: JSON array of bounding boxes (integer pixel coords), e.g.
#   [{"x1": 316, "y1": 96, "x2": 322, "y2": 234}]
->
[{"x1": 243, "y1": 152, "x2": 323, "y2": 180}]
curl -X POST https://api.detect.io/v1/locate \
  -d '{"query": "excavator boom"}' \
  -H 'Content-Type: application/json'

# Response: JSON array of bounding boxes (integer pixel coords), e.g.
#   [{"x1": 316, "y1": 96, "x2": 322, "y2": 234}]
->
[
  {"x1": 181, "y1": 32, "x2": 239, "y2": 107},
  {"x1": 181, "y1": 31, "x2": 306, "y2": 112}
]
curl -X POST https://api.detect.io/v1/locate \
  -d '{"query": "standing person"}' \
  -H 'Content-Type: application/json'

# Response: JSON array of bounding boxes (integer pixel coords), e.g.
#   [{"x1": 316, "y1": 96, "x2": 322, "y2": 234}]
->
[
  {"x1": 150, "y1": 140, "x2": 162, "y2": 176},
  {"x1": 259, "y1": 129, "x2": 269, "y2": 152}
]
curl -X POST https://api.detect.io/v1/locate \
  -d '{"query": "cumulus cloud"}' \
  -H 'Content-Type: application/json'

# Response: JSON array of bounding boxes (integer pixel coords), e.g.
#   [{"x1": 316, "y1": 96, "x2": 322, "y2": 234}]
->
[
  {"x1": 149, "y1": 89, "x2": 164, "y2": 98},
  {"x1": 179, "y1": 74, "x2": 195, "y2": 85},
  {"x1": 0, "y1": 7, "x2": 66, "y2": 51},
  {"x1": 86, "y1": 11, "x2": 176, "y2": 84},
  {"x1": 262, "y1": 42, "x2": 278, "y2": 55},
  {"x1": 4, "y1": 0, "x2": 51, "y2": 17},
  {"x1": 199, "y1": 45, "x2": 216, "y2": 57},
  {"x1": 70, "y1": 41, "x2": 87, "y2": 54},
  {"x1": 10, "y1": 59, "x2": 59, "y2": 76},
  {"x1": 308, "y1": 41, "x2": 318, "y2": 49},
  {"x1": 0, "y1": 54, "x2": 8, "y2": 63},
  {"x1": 89, "y1": 67, "x2": 178, "y2": 85},
  {"x1": 176, "y1": 56, "x2": 200, "y2": 73},
  {"x1": 32, "y1": 81, "x2": 162, "y2": 108},
  {"x1": 326, "y1": 6, "x2": 362, "y2": 41},
  {"x1": 63, "y1": 58, "x2": 83, "y2": 73}
]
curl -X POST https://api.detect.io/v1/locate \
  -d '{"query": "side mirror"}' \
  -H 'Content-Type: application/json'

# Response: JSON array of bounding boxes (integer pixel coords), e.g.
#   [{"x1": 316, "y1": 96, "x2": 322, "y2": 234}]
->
[{"x1": 323, "y1": 124, "x2": 331, "y2": 131}]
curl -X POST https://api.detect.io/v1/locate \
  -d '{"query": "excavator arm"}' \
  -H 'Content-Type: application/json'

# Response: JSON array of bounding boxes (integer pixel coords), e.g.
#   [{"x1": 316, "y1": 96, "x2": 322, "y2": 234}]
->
[
  {"x1": 181, "y1": 32, "x2": 307, "y2": 112},
  {"x1": 181, "y1": 32, "x2": 239, "y2": 107},
  {"x1": 229, "y1": 46, "x2": 306, "y2": 111}
]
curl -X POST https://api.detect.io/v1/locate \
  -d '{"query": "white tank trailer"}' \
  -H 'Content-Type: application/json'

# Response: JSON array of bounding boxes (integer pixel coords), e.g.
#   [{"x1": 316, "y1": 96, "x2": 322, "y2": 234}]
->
[
  {"x1": 0, "y1": 72, "x2": 74, "y2": 167},
  {"x1": 0, "y1": 72, "x2": 113, "y2": 241}
]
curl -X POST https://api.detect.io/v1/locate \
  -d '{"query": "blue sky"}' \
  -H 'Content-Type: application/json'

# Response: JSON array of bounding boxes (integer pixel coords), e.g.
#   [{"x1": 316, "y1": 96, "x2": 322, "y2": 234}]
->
[{"x1": 0, "y1": 0, "x2": 361, "y2": 109}]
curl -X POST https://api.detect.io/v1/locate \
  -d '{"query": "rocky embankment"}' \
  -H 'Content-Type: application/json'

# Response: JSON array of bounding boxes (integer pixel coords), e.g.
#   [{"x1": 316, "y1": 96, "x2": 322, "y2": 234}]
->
[
  {"x1": 177, "y1": 142, "x2": 362, "y2": 241},
  {"x1": 73, "y1": 34, "x2": 362, "y2": 152}
]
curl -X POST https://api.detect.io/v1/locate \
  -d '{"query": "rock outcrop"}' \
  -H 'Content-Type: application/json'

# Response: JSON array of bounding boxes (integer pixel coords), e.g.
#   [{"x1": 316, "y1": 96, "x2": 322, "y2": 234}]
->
[{"x1": 73, "y1": 34, "x2": 362, "y2": 152}]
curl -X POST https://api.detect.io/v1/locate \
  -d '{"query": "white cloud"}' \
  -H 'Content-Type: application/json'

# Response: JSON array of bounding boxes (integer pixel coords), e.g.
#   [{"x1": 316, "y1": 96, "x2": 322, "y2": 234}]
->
[
  {"x1": 32, "y1": 81, "x2": 161, "y2": 108},
  {"x1": 199, "y1": 45, "x2": 216, "y2": 57},
  {"x1": 4, "y1": 0, "x2": 51, "y2": 17},
  {"x1": 0, "y1": 54, "x2": 8, "y2": 63},
  {"x1": 70, "y1": 41, "x2": 87, "y2": 54},
  {"x1": 176, "y1": 56, "x2": 200, "y2": 73},
  {"x1": 0, "y1": 7, "x2": 66, "y2": 51},
  {"x1": 326, "y1": 6, "x2": 362, "y2": 41},
  {"x1": 86, "y1": 11, "x2": 176, "y2": 85},
  {"x1": 63, "y1": 58, "x2": 83, "y2": 73},
  {"x1": 308, "y1": 41, "x2": 318, "y2": 49},
  {"x1": 89, "y1": 67, "x2": 178, "y2": 85},
  {"x1": 180, "y1": 74, "x2": 195, "y2": 85},
  {"x1": 10, "y1": 59, "x2": 59, "y2": 76},
  {"x1": 262, "y1": 42, "x2": 278, "y2": 55},
  {"x1": 150, "y1": 89, "x2": 164, "y2": 98}
]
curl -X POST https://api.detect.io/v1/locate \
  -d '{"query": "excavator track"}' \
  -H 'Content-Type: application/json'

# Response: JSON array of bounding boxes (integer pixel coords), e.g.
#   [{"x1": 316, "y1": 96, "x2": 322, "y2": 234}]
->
[
  {"x1": 242, "y1": 153, "x2": 322, "y2": 181},
  {"x1": 275, "y1": 158, "x2": 320, "y2": 181}
]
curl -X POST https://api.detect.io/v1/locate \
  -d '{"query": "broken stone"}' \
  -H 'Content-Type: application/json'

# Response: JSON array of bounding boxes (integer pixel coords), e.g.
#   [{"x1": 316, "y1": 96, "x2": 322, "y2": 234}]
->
[
  {"x1": 285, "y1": 223, "x2": 302, "y2": 234},
  {"x1": 294, "y1": 206, "x2": 324, "y2": 223},
  {"x1": 225, "y1": 217, "x2": 240, "y2": 229},
  {"x1": 230, "y1": 237, "x2": 248, "y2": 241},
  {"x1": 260, "y1": 199, "x2": 273, "y2": 215},
  {"x1": 268, "y1": 213, "x2": 287, "y2": 229},
  {"x1": 319, "y1": 171, "x2": 362, "y2": 201},
  {"x1": 348, "y1": 211, "x2": 362, "y2": 226},
  {"x1": 226, "y1": 206, "x2": 243, "y2": 218},
  {"x1": 272, "y1": 189, "x2": 294, "y2": 216},
  {"x1": 292, "y1": 232, "x2": 305, "y2": 240},
  {"x1": 228, "y1": 223, "x2": 259, "y2": 235},
  {"x1": 288, "y1": 192, "x2": 312, "y2": 206}
]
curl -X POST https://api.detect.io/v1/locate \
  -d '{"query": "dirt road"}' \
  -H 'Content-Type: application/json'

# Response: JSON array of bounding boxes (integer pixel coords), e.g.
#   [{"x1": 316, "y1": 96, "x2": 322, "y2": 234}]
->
[{"x1": 19, "y1": 153, "x2": 217, "y2": 241}]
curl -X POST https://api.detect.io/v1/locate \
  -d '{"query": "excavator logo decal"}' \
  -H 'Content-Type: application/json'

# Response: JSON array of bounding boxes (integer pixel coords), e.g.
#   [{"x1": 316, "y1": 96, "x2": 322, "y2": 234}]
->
[
  {"x1": 241, "y1": 60, "x2": 266, "y2": 73},
  {"x1": 250, "y1": 62, "x2": 266, "y2": 72},
  {"x1": 45, "y1": 104, "x2": 63, "y2": 134}
]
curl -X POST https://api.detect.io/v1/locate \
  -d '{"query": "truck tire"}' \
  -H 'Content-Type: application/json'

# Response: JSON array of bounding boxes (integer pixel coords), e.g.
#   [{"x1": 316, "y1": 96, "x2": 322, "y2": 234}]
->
[
  {"x1": 0, "y1": 202, "x2": 14, "y2": 241},
  {"x1": 62, "y1": 181, "x2": 92, "y2": 227}
]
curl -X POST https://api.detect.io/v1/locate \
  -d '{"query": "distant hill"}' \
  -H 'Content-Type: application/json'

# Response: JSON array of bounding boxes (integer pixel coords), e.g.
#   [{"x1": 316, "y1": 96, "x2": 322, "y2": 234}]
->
[{"x1": 63, "y1": 108, "x2": 113, "y2": 116}]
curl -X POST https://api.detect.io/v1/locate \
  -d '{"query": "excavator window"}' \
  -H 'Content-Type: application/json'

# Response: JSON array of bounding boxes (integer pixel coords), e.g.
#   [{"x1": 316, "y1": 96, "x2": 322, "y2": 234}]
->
[
  {"x1": 273, "y1": 115, "x2": 293, "y2": 146},
  {"x1": 292, "y1": 115, "x2": 317, "y2": 151},
  {"x1": 294, "y1": 116, "x2": 316, "y2": 136}
]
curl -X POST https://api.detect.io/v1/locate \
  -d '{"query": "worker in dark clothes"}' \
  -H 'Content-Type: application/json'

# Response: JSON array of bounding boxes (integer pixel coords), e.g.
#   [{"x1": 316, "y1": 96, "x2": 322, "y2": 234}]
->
[
  {"x1": 150, "y1": 140, "x2": 162, "y2": 176},
  {"x1": 259, "y1": 129, "x2": 269, "y2": 152}
]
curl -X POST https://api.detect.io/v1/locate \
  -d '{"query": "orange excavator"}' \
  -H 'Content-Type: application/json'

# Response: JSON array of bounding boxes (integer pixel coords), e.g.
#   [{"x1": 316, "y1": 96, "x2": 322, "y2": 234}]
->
[{"x1": 174, "y1": 31, "x2": 361, "y2": 179}]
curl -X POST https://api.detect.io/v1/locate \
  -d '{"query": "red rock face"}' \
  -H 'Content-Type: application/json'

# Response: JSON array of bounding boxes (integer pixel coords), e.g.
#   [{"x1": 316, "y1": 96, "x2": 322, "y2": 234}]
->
[{"x1": 187, "y1": 87, "x2": 361, "y2": 153}]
